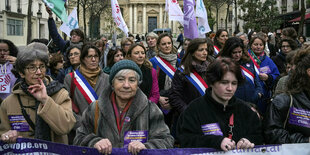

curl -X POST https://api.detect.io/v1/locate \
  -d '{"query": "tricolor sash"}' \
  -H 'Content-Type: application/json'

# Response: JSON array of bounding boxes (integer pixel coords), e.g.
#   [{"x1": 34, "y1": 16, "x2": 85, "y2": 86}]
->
[
  {"x1": 214, "y1": 45, "x2": 220, "y2": 55},
  {"x1": 179, "y1": 66, "x2": 208, "y2": 95},
  {"x1": 240, "y1": 65, "x2": 255, "y2": 85},
  {"x1": 70, "y1": 70, "x2": 98, "y2": 104},
  {"x1": 153, "y1": 56, "x2": 176, "y2": 78},
  {"x1": 247, "y1": 50, "x2": 260, "y2": 75}
]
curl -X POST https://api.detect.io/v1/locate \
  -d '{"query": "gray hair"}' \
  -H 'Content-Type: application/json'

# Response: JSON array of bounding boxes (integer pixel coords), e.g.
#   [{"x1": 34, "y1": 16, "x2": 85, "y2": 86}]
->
[
  {"x1": 236, "y1": 32, "x2": 248, "y2": 40},
  {"x1": 146, "y1": 32, "x2": 158, "y2": 39},
  {"x1": 15, "y1": 42, "x2": 49, "y2": 74},
  {"x1": 112, "y1": 69, "x2": 142, "y2": 86}
]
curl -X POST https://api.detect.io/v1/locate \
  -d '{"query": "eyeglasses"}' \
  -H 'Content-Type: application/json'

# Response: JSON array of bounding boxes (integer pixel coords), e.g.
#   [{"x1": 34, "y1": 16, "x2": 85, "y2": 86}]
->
[
  {"x1": 69, "y1": 52, "x2": 80, "y2": 57},
  {"x1": 86, "y1": 55, "x2": 99, "y2": 59},
  {"x1": 26, "y1": 65, "x2": 46, "y2": 73}
]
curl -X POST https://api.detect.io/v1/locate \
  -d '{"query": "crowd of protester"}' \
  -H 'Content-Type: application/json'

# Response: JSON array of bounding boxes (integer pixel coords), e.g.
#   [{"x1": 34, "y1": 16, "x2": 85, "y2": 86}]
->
[{"x1": 0, "y1": 7, "x2": 309, "y2": 154}]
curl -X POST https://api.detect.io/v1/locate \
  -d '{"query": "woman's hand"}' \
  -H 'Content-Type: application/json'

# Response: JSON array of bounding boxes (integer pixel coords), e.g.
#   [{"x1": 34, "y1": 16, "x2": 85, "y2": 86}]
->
[
  {"x1": 94, "y1": 138, "x2": 112, "y2": 154},
  {"x1": 236, "y1": 138, "x2": 255, "y2": 149},
  {"x1": 259, "y1": 73, "x2": 268, "y2": 81},
  {"x1": 28, "y1": 78, "x2": 48, "y2": 103},
  {"x1": 5, "y1": 56, "x2": 16, "y2": 64},
  {"x1": 159, "y1": 96, "x2": 171, "y2": 110},
  {"x1": 128, "y1": 141, "x2": 146, "y2": 155},
  {"x1": 1, "y1": 130, "x2": 22, "y2": 143},
  {"x1": 220, "y1": 137, "x2": 236, "y2": 152}
]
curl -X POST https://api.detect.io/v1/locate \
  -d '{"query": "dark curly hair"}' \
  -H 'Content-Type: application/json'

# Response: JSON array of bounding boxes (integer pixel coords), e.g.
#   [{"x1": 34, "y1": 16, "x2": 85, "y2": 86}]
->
[
  {"x1": 214, "y1": 29, "x2": 228, "y2": 49},
  {"x1": 219, "y1": 37, "x2": 250, "y2": 63},
  {"x1": 0, "y1": 39, "x2": 19, "y2": 57},
  {"x1": 287, "y1": 49, "x2": 310, "y2": 94}
]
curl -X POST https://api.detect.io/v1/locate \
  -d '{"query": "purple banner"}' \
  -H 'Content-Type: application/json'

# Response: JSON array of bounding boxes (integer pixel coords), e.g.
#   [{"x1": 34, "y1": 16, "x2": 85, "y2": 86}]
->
[
  {"x1": 183, "y1": 0, "x2": 198, "y2": 39},
  {"x1": 289, "y1": 107, "x2": 310, "y2": 128},
  {"x1": 0, "y1": 138, "x2": 283, "y2": 155}
]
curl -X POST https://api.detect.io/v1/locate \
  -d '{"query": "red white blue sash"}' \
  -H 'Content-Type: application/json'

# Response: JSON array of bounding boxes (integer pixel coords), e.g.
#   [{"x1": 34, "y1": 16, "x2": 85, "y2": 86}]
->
[
  {"x1": 71, "y1": 70, "x2": 98, "y2": 104},
  {"x1": 247, "y1": 50, "x2": 260, "y2": 75},
  {"x1": 214, "y1": 46, "x2": 220, "y2": 55},
  {"x1": 179, "y1": 66, "x2": 208, "y2": 95},
  {"x1": 153, "y1": 56, "x2": 176, "y2": 79},
  {"x1": 240, "y1": 65, "x2": 255, "y2": 85}
]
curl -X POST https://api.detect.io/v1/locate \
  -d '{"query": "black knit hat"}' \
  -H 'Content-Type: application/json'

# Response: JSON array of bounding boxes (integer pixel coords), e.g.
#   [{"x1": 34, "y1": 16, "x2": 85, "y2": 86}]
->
[{"x1": 109, "y1": 60, "x2": 142, "y2": 85}]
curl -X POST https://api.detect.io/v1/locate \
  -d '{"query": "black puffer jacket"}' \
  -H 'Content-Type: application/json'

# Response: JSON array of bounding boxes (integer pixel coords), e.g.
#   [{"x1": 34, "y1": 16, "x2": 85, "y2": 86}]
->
[{"x1": 264, "y1": 91, "x2": 310, "y2": 144}]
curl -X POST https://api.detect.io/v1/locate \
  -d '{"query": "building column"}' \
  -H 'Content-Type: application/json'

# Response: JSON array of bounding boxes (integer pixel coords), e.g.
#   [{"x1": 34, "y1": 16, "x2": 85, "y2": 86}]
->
[
  {"x1": 143, "y1": 4, "x2": 146, "y2": 33},
  {"x1": 129, "y1": 4, "x2": 133, "y2": 33},
  {"x1": 159, "y1": 4, "x2": 163, "y2": 28},
  {"x1": 134, "y1": 4, "x2": 137, "y2": 34}
]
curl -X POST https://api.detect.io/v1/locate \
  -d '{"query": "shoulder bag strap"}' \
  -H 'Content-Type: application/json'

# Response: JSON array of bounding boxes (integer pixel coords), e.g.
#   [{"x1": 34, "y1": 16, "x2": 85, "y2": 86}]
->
[
  {"x1": 70, "y1": 73, "x2": 79, "y2": 113},
  {"x1": 283, "y1": 94, "x2": 293, "y2": 128},
  {"x1": 94, "y1": 100, "x2": 99, "y2": 134},
  {"x1": 17, "y1": 94, "x2": 35, "y2": 131}
]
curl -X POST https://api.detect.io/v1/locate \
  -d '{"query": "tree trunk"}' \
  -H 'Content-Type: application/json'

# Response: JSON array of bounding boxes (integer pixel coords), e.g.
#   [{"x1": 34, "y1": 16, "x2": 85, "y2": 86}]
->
[
  {"x1": 216, "y1": 7, "x2": 219, "y2": 30},
  {"x1": 83, "y1": 4, "x2": 87, "y2": 39},
  {"x1": 225, "y1": 3, "x2": 230, "y2": 30},
  {"x1": 298, "y1": 0, "x2": 305, "y2": 36},
  {"x1": 234, "y1": 0, "x2": 237, "y2": 32},
  {"x1": 27, "y1": 0, "x2": 32, "y2": 44}
]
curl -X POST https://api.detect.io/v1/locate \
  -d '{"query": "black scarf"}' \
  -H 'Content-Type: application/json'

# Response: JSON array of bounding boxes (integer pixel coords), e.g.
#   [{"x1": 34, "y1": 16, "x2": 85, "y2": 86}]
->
[
  {"x1": 20, "y1": 78, "x2": 63, "y2": 141},
  {"x1": 139, "y1": 65, "x2": 153, "y2": 98}
]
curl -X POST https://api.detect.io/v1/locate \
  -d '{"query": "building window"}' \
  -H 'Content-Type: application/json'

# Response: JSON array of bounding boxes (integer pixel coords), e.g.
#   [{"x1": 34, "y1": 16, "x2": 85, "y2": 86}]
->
[
  {"x1": 293, "y1": 0, "x2": 299, "y2": 11},
  {"x1": 7, "y1": 19, "x2": 23, "y2": 36},
  {"x1": 5, "y1": 0, "x2": 11, "y2": 11},
  {"x1": 281, "y1": 0, "x2": 287, "y2": 13}
]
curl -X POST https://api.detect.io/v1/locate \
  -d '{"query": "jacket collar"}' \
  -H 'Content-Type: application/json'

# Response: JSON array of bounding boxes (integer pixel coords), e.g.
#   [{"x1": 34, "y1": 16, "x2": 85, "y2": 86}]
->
[{"x1": 204, "y1": 87, "x2": 237, "y2": 112}]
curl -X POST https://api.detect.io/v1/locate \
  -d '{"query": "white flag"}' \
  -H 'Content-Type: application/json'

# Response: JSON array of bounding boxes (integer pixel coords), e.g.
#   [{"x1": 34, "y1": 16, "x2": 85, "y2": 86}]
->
[
  {"x1": 111, "y1": 0, "x2": 129, "y2": 36},
  {"x1": 196, "y1": 0, "x2": 211, "y2": 38},
  {"x1": 59, "y1": 7, "x2": 79, "y2": 37},
  {"x1": 166, "y1": 0, "x2": 184, "y2": 25}
]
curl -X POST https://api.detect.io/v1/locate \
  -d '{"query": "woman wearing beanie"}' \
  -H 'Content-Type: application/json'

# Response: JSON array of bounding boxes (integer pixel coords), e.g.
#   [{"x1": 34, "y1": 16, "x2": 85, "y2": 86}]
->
[
  {"x1": 64, "y1": 44, "x2": 109, "y2": 144},
  {"x1": 74, "y1": 60, "x2": 174, "y2": 154},
  {"x1": 149, "y1": 33, "x2": 180, "y2": 127},
  {"x1": 126, "y1": 44, "x2": 159, "y2": 104}
]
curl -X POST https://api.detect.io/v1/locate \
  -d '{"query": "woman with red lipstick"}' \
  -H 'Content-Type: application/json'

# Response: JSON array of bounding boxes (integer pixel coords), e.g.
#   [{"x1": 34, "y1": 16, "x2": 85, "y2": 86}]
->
[
  {"x1": 0, "y1": 39, "x2": 18, "y2": 100},
  {"x1": 126, "y1": 44, "x2": 159, "y2": 104},
  {"x1": 0, "y1": 42, "x2": 75, "y2": 144},
  {"x1": 64, "y1": 44, "x2": 109, "y2": 144},
  {"x1": 219, "y1": 37, "x2": 263, "y2": 106},
  {"x1": 177, "y1": 58, "x2": 264, "y2": 151}
]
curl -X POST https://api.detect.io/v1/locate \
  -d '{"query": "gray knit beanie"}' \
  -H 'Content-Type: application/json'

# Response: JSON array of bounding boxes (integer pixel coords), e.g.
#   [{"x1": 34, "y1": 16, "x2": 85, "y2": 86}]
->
[{"x1": 109, "y1": 60, "x2": 142, "y2": 85}]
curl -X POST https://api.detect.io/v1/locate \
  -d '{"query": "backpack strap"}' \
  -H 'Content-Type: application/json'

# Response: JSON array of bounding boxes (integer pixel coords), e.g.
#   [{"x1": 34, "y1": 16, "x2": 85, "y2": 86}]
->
[
  {"x1": 94, "y1": 100, "x2": 99, "y2": 134},
  {"x1": 283, "y1": 94, "x2": 293, "y2": 128}
]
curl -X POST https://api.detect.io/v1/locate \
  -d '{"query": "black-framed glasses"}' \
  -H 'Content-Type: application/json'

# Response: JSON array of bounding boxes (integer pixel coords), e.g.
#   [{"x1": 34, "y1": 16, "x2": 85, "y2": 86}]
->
[
  {"x1": 69, "y1": 52, "x2": 80, "y2": 57},
  {"x1": 26, "y1": 65, "x2": 46, "y2": 73}
]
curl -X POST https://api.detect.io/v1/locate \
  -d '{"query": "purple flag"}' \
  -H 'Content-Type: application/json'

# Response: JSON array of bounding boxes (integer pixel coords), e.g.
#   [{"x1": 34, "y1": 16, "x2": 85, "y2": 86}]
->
[{"x1": 183, "y1": 0, "x2": 198, "y2": 39}]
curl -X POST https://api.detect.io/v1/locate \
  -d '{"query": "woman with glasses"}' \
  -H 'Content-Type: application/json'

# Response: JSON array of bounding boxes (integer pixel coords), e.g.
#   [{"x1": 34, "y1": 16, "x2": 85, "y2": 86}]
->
[
  {"x1": 271, "y1": 39, "x2": 298, "y2": 75},
  {"x1": 0, "y1": 42, "x2": 75, "y2": 144},
  {"x1": 103, "y1": 47, "x2": 124, "y2": 74},
  {"x1": 64, "y1": 45, "x2": 82, "y2": 75},
  {"x1": 120, "y1": 38, "x2": 134, "y2": 56},
  {"x1": 0, "y1": 39, "x2": 19, "y2": 101},
  {"x1": 64, "y1": 44, "x2": 109, "y2": 144},
  {"x1": 126, "y1": 44, "x2": 160, "y2": 104}
]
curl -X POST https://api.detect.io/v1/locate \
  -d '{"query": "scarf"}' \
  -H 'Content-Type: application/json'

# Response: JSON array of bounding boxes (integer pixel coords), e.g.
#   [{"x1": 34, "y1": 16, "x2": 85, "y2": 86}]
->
[
  {"x1": 79, "y1": 64, "x2": 101, "y2": 88},
  {"x1": 192, "y1": 61, "x2": 209, "y2": 82},
  {"x1": 249, "y1": 50, "x2": 264, "y2": 66},
  {"x1": 158, "y1": 51, "x2": 177, "y2": 90},
  {"x1": 20, "y1": 77, "x2": 63, "y2": 141}
]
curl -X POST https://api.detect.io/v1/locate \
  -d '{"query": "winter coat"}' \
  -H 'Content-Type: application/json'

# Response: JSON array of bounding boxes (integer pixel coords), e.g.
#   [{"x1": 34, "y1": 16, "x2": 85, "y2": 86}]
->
[
  {"x1": 139, "y1": 66, "x2": 159, "y2": 104},
  {"x1": 264, "y1": 92, "x2": 310, "y2": 144},
  {"x1": 271, "y1": 51, "x2": 286, "y2": 74},
  {"x1": 64, "y1": 68, "x2": 109, "y2": 129},
  {"x1": 177, "y1": 88, "x2": 264, "y2": 149},
  {"x1": 235, "y1": 61, "x2": 263, "y2": 105},
  {"x1": 73, "y1": 87, "x2": 174, "y2": 149},
  {"x1": 0, "y1": 76, "x2": 75, "y2": 144}
]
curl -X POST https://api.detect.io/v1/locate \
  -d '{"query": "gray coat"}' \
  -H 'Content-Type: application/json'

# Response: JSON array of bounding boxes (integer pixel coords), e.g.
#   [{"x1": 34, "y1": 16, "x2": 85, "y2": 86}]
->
[
  {"x1": 64, "y1": 69, "x2": 109, "y2": 129},
  {"x1": 73, "y1": 87, "x2": 174, "y2": 149}
]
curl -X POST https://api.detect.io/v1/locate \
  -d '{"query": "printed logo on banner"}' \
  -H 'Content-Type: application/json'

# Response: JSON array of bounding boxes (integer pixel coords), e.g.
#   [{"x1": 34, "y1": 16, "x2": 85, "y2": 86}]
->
[
  {"x1": 201, "y1": 123, "x2": 223, "y2": 136},
  {"x1": 0, "y1": 74, "x2": 11, "y2": 93},
  {"x1": 123, "y1": 131, "x2": 148, "y2": 148},
  {"x1": 289, "y1": 107, "x2": 310, "y2": 128},
  {"x1": 8, "y1": 115, "x2": 29, "y2": 132},
  {"x1": 259, "y1": 66, "x2": 271, "y2": 74}
]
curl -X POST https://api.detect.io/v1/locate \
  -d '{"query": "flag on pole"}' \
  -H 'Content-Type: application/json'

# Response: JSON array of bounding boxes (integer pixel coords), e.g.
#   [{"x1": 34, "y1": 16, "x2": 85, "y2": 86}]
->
[
  {"x1": 60, "y1": 7, "x2": 79, "y2": 37},
  {"x1": 165, "y1": 0, "x2": 184, "y2": 25},
  {"x1": 196, "y1": 0, "x2": 211, "y2": 38},
  {"x1": 183, "y1": 0, "x2": 198, "y2": 39},
  {"x1": 111, "y1": 0, "x2": 129, "y2": 36},
  {"x1": 43, "y1": 0, "x2": 68, "y2": 23}
]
